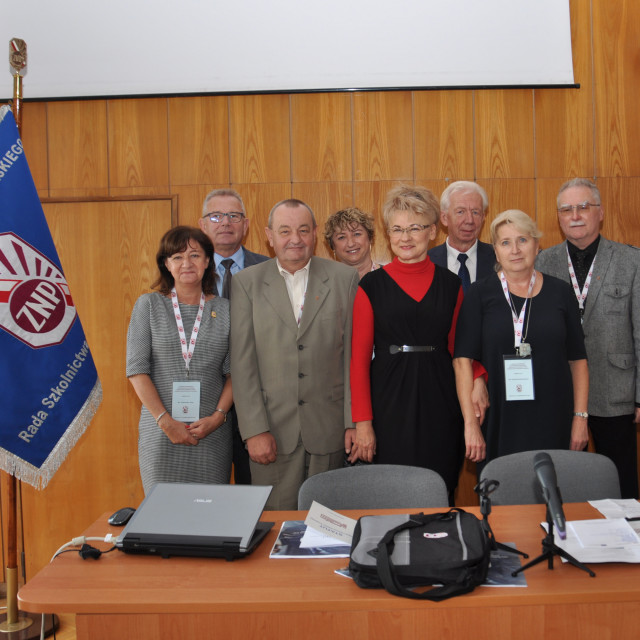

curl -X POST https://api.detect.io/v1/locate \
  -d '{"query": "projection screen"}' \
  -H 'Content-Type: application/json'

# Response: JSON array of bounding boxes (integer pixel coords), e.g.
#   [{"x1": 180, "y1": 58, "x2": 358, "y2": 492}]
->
[{"x1": 2, "y1": 0, "x2": 575, "y2": 100}]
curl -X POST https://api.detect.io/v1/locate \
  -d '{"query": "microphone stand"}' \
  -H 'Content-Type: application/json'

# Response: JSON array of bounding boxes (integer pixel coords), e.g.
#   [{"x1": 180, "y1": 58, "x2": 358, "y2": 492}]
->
[
  {"x1": 512, "y1": 505, "x2": 595, "y2": 577},
  {"x1": 474, "y1": 480, "x2": 528, "y2": 558}
]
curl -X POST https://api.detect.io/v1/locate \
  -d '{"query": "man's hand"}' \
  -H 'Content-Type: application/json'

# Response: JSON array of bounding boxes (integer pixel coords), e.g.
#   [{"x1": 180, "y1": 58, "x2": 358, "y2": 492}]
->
[{"x1": 246, "y1": 432, "x2": 277, "y2": 465}]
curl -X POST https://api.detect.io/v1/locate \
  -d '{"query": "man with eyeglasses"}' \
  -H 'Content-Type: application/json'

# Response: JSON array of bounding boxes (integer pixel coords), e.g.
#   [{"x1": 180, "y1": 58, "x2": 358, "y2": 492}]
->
[
  {"x1": 428, "y1": 181, "x2": 494, "y2": 293},
  {"x1": 199, "y1": 188, "x2": 269, "y2": 484},
  {"x1": 230, "y1": 199, "x2": 359, "y2": 510},
  {"x1": 199, "y1": 188, "x2": 269, "y2": 298},
  {"x1": 536, "y1": 178, "x2": 640, "y2": 498}
]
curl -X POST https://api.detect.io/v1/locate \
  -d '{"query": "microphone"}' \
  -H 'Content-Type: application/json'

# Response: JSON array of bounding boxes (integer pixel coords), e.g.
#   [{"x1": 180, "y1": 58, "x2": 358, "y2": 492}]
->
[{"x1": 533, "y1": 452, "x2": 567, "y2": 540}]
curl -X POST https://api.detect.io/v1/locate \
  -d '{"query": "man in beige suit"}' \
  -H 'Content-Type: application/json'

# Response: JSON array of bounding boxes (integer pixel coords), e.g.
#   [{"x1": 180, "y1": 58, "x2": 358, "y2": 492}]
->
[{"x1": 230, "y1": 199, "x2": 359, "y2": 509}]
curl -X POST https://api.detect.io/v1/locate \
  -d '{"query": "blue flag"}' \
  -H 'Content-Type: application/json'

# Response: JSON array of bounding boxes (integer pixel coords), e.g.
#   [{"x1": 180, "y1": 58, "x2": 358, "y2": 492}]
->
[{"x1": 0, "y1": 105, "x2": 101, "y2": 488}]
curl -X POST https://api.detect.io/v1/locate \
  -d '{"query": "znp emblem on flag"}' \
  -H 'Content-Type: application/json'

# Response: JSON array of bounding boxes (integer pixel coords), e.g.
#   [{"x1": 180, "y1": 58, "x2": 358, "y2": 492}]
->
[{"x1": 0, "y1": 231, "x2": 77, "y2": 349}]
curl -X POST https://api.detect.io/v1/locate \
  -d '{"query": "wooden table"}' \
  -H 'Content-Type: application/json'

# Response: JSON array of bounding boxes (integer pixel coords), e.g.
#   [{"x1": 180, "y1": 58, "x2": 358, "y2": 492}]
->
[{"x1": 18, "y1": 503, "x2": 640, "y2": 640}]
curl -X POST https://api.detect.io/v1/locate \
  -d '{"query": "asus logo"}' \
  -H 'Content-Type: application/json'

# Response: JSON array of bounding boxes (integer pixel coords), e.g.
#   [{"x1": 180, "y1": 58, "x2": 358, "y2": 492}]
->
[{"x1": 193, "y1": 498, "x2": 212, "y2": 503}]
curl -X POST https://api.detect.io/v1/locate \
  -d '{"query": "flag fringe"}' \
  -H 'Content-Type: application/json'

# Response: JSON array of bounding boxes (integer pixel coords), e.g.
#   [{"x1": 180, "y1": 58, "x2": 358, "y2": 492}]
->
[{"x1": 0, "y1": 379, "x2": 103, "y2": 490}]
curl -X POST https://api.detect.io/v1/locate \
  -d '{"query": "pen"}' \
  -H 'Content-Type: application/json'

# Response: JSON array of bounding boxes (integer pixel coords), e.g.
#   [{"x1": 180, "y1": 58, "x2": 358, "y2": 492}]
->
[{"x1": 624, "y1": 517, "x2": 640, "y2": 522}]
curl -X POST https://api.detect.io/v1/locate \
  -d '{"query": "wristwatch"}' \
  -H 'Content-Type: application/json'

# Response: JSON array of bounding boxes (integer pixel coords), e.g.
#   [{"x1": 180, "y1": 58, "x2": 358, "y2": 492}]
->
[
  {"x1": 214, "y1": 408, "x2": 228, "y2": 422},
  {"x1": 573, "y1": 412, "x2": 589, "y2": 419}
]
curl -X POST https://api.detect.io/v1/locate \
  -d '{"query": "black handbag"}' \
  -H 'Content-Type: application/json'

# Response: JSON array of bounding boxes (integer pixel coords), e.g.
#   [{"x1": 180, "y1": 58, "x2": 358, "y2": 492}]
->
[{"x1": 349, "y1": 508, "x2": 491, "y2": 601}]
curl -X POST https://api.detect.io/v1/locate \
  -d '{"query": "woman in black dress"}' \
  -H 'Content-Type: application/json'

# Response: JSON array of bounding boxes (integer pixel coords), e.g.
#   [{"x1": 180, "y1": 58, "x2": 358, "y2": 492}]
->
[
  {"x1": 350, "y1": 185, "x2": 486, "y2": 496},
  {"x1": 453, "y1": 210, "x2": 589, "y2": 470}
]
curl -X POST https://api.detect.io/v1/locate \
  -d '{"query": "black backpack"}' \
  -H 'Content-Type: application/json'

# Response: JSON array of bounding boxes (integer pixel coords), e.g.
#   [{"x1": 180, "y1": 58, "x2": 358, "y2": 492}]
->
[{"x1": 349, "y1": 508, "x2": 491, "y2": 601}]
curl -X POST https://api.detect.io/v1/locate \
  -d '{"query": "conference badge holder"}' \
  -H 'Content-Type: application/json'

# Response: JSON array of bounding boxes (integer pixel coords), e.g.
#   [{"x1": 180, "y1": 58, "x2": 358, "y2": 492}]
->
[
  {"x1": 171, "y1": 380, "x2": 200, "y2": 423},
  {"x1": 503, "y1": 346, "x2": 535, "y2": 401}
]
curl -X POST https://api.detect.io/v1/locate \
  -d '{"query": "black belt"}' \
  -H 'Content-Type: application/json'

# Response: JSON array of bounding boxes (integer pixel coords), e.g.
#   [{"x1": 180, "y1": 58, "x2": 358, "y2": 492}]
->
[{"x1": 389, "y1": 345, "x2": 437, "y2": 354}]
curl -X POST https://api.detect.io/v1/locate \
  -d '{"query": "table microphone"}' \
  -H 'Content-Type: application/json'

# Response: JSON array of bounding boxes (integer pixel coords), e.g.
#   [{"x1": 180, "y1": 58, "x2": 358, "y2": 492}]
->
[{"x1": 533, "y1": 452, "x2": 567, "y2": 540}]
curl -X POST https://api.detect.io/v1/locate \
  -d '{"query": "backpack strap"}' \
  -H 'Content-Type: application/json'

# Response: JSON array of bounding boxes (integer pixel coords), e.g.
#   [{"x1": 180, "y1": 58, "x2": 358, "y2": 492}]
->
[{"x1": 375, "y1": 511, "x2": 478, "y2": 601}]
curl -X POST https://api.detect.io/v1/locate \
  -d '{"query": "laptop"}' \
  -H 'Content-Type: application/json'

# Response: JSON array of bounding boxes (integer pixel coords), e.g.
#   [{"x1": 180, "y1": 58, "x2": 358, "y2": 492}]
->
[{"x1": 116, "y1": 482, "x2": 273, "y2": 561}]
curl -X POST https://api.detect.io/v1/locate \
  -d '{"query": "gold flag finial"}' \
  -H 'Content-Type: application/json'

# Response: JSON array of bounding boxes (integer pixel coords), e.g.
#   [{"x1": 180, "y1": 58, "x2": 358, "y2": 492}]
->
[
  {"x1": 9, "y1": 38, "x2": 27, "y2": 74},
  {"x1": 8, "y1": 38, "x2": 27, "y2": 134}
]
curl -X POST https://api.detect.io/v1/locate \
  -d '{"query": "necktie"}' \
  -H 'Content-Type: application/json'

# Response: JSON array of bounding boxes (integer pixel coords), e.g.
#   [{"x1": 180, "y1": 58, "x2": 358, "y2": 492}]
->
[
  {"x1": 221, "y1": 259, "x2": 234, "y2": 299},
  {"x1": 457, "y1": 253, "x2": 471, "y2": 293}
]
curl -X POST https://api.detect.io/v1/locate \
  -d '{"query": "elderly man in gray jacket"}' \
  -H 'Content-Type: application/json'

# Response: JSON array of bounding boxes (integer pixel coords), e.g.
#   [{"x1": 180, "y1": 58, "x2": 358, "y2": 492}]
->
[{"x1": 536, "y1": 178, "x2": 639, "y2": 498}]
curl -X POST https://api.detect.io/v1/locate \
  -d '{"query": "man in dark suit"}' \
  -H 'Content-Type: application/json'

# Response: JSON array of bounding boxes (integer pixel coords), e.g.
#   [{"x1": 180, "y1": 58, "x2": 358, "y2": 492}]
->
[
  {"x1": 536, "y1": 178, "x2": 639, "y2": 498},
  {"x1": 199, "y1": 188, "x2": 269, "y2": 484},
  {"x1": 230, "y1": 199, "x2": 359, "y2": 509},
  {"x1": 428, "y1": 181, "x2": 494, "y2": 291}
]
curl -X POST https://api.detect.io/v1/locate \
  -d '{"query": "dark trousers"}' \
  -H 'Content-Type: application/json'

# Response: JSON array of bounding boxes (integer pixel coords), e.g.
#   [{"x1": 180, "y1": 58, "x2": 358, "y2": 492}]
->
[
  {"x1": 230, "y1": 407, "x2": 252, "y2": 485},
  {"x1": 589, "y1": 414, "x2": 639, "y2": 499}
]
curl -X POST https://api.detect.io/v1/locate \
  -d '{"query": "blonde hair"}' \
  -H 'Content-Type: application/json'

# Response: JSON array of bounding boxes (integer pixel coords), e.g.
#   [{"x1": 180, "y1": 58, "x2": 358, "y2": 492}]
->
[
  {"x1": 382, "y1": 185, "x2": 439, "y2": 227},
  {"x1": 490, "y1": 209, "x2": 542, "y2": 245}
]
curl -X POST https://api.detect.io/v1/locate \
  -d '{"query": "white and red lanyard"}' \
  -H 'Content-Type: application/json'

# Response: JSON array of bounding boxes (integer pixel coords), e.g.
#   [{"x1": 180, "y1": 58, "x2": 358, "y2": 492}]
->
[
  {"x1": 499, "y1": 270, "x2": 536, "y2": 348},
  {"x1": 170, "y1": 288, "x2": 205, "y2": 375},
  {"x1": 566, "y1": 247, "x2": 595, "y2": 317}
]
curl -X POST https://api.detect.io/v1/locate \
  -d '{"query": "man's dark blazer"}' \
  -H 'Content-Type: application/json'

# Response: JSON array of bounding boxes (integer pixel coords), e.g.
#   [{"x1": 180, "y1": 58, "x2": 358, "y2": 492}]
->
[
  {"x1": 428, "y1": 240, "x2": 495, "y2": 282},
  {"x1": 242, "y1": 246, "x2": 270, "y2": 267}
]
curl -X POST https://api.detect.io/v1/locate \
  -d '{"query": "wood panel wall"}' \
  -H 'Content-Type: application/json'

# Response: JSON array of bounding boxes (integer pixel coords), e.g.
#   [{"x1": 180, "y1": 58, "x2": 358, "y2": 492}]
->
[{"x1": 6, "y1": 0, "x2": 640, "y2": 578}]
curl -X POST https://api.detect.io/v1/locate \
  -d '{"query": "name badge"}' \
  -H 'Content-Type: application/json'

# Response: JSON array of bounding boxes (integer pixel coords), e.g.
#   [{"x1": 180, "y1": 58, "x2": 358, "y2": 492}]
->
[
  {"x1": 171, "y1": 380, "x2": 201, "y2": 423},
  {"x1": 503, "y1": 355, "x2": 535, "y2": 401}
]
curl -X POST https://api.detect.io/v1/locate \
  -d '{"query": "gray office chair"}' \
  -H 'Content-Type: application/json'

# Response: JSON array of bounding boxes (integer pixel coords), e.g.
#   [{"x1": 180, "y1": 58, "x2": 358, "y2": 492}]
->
[
  {"x1": 479, "y1": 450, "x2": 621, "y2": 505},
  {"x1": 297, "y1": 464, "x2": 449, "y2": 510}
]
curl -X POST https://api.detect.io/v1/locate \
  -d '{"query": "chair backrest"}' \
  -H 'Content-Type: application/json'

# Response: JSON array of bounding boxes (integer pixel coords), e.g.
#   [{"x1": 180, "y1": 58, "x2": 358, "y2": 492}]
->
[
  {"x1": 297, "y1": 464, "x2": 449, "y2": 510},
  {"x1": 479, "y1": 450, "x2": 621, "y2": 505}
]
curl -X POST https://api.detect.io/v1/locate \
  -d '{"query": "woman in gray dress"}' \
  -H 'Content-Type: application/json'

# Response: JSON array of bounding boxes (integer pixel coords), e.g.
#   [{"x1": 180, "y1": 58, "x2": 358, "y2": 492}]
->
[{"x1": 127, "y1": 226, "x2": 232, "y2": 493}]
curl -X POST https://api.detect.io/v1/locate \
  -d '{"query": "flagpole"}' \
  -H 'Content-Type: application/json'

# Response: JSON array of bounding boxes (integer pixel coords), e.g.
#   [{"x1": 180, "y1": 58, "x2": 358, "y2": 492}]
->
[{"x1": 0, "y1": 37, "x2": 37, "y2": 637}]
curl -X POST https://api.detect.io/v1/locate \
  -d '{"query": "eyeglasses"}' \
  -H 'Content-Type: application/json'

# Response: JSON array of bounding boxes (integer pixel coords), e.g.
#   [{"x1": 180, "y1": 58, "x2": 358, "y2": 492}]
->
[
  {"x1": 388, "y1": 224, "x2": 432, "y2": 238},
  {"x1": 557, "y1": 202, "x2": 600, "y2": 215},
  {"x1": 203, "y1": 212, "x2": 245, "y2": 223}
]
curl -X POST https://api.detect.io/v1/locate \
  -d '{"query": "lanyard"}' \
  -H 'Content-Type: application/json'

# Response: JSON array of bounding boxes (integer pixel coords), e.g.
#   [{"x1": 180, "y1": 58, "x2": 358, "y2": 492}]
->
[
  {"x1": 499, "y1": 270, "x2": 536, "y2": 348},
  {"x1": 566, "y1": 246, "x2": 596, "y2": 315},
  {"x1": 170, "y1": 288, "x2": 205, "y2": 374}
]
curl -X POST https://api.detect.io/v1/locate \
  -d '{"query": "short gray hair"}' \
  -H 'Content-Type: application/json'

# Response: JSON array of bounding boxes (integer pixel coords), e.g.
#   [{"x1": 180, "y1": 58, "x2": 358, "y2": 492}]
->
[
  {"x1": 557, "y1": 178, "x2": 601, "y2": 208},
  {"x1": 440, "y1": 181, "x2": 488, "y2": 213},
  {"x1": 268, "y1": 199, "x2": 316, "y2": 228},
  {"x1": 202, "y1": 188, "x2": 245, "y2": 217}
]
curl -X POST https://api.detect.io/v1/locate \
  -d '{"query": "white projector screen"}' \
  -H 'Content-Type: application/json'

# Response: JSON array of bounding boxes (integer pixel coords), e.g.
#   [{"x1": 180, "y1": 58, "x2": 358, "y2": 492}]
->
[{"x1": 2, "y1": 0, "x2": 575, "y2": 100}]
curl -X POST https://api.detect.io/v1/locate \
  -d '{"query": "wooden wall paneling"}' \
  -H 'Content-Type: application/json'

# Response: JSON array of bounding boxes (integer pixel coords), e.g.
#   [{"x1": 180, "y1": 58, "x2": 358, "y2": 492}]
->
[
  {"x1": 20, "y1": 197, "x2": 173, "y2": 578},
  {"x1": 228, "y1": 95, "x2": 291, "y2": 184},
  {"x1": 414, "y1": 90, "x2": 475, "y2": 181},
  {"x1": 352, "y1": 91, "x2": 414, "y2": 182},
  {"x1": 475, "y1": 90, "x2": 535, "y2": 179},
  {"x1": 535, "y1": 0, "x2": 594, "y2": 179},
  {"x1": 593, "y1": 0, "x2": 640, "y2": 177},
  {"x1": 232, "y1": 183, "x2": 292, "y2": 256},
  {"x1": 20, "y1": 102, "x2": 49, "y2": 198},
  {"x1": 107, "y1": 98, "x2": 170, "y2": 193},
  {"x1": 535, "y1": 179, "x2": 569, "y2": 250},
  {"x1": 291, "y1": 182, "x2": 354, "y2": 260},
  {"x1": 597, "y1": 177, "x2": 640, "y2": 247},
  {"x1": 168, "y1": 96, "x2": 230, "y2": 187},
  {"x1": 47, "y1": 100, "x2": 109, "y2": 198},
  {"x1": 480, "y1": 179, "x2": 537, "y2": 243},
  {"x1": 291, "y1": 93, "x2": 352, "y2": 183}
]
